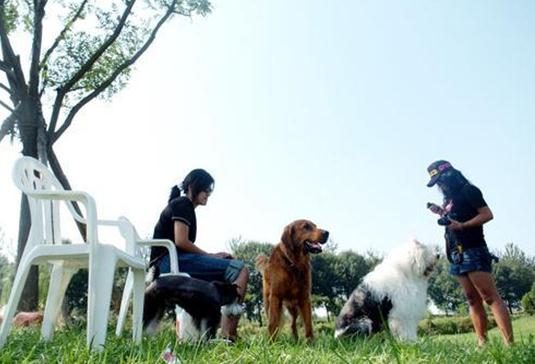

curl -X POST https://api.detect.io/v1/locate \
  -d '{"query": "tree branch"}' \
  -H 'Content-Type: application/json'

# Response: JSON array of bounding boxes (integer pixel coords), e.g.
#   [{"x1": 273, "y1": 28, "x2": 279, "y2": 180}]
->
[
  {"x1": 48, "y1": 0, "x2": 137, "y2": 136},
  {"x1": 0, "y1": 103, "x2": 19, "y2": 143},
  {"x1": 39, "y1": 0, "x2": 89, "y2": 97},
  {"x1": 0, "y1": 82, "x2": 12, "y2": 95},
  {"x1": 28, "y1": 0, "x2": 47, "y2": 96},
  {"x1": 40, "y1": 0, "x2": 89, "y2": 69},
  {"x1": 0, "y1": 59, "x2": 14, "y2": 76},
  {"x1": 0, "y1": 98, "x2": 13, "y2": 112},
  {"x1": 0, "y1": 59, "x2": 16, "y2": 85},
  {"x1": 0, "y1": 1, "x2": 28, "y2": 100},
  {"x1": 51, "y1": 1, "x2": 176, "y2": 144}
]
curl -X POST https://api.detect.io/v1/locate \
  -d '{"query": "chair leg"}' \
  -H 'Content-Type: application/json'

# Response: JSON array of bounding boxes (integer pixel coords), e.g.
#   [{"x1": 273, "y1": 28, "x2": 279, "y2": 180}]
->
[
  {"x1": 42, "y1": 263, "x2": 77, "y2": 341},
  {"x1": 131, "y1": 268, "x2": 145, "y2": 343},
  {"x1": 87, "y1": 250, "x2": 117, "y2": 351},
  {"x1": 115, "y1": 268, "x2": 134, "y2": 337},
  {"x1": 0, "y1": 259, "x2": 32, "y2": 349}
]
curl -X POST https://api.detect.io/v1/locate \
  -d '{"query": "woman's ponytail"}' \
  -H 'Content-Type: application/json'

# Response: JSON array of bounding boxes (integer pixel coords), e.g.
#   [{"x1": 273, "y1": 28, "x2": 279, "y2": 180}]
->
[{"x1": 168, "y1": 185, "x2": 181, "y2": 202}]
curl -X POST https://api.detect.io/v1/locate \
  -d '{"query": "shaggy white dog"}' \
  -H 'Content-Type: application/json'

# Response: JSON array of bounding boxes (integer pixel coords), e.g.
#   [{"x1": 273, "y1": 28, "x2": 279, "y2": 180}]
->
[{"x1": 334, "y1": 239, "x2": 439, "y2": 341}]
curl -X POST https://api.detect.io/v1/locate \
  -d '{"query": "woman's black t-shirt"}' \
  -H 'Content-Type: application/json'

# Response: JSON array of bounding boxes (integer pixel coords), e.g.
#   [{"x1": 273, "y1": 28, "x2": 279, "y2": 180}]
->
[
  {"x1": 448, "y1": 184, "x2": 488, "y2": 249},
  {"x1": 149, "y1": 196, "x2": 196, "y2": 264}
]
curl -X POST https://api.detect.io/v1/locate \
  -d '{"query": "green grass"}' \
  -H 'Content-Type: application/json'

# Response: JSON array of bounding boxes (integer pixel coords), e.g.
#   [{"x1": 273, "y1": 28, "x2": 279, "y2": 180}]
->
[{"x1": 1, "y1": 315, "x2": 534, "y2": 363}]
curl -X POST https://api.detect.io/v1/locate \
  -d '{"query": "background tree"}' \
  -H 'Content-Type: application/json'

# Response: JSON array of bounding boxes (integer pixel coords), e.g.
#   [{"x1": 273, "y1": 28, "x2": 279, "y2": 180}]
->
[
  {"x1": 521, "y1": 282, "x2": 535, "y2": 315},
  {"x1": 0, "y1": 227, "x2": 15, "y2": 304},
  {"x1": 311, "y1": 250, "x2": 376, "y2": 320},
  {"x1": 334, "y1": 250, "x2": 377, "y2": 299},
  {"x1": 228, "y1": 238, "x2": 273, "y2": 325},
  {"x1": 493, "y1": 243, "x2": 535, "y2": 313},
  {"x1": 310, "y1": 251, "x2": 339, "y2": 321},
  {"x1": 428, "y1": 258, "x2": 465, "y2": 315},
  {"x1": 0, "y1": 0, "x2": 211, "y2": 310}
]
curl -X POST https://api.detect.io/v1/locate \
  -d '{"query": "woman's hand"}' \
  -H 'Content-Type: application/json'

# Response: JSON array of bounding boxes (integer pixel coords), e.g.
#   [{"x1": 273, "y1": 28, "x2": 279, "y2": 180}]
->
[
  {"x1": 448, "y1": 207, "x2": 494, "y2": 232},
  {"x1": 211, "y1": 252, "x2": 234, "y2": 259},
  {"x1": 427, "y1": 202, "x2": 444, "y2": 215},
  {"x1": 448, "y1": 219, "x2": 464, "y2": 231}
]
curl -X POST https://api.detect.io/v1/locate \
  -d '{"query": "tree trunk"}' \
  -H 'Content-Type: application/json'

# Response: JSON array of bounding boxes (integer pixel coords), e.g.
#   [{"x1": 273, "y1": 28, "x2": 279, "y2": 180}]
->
[
  {"x1": 15, "y1": 98, "x2": 40, "y2": 311},
  {"x1": 47, "y1": 147, "x2": 87, "y2": 240},
  {"x1": 15, "y1": 194, "x2": 38, "y2": 311}
]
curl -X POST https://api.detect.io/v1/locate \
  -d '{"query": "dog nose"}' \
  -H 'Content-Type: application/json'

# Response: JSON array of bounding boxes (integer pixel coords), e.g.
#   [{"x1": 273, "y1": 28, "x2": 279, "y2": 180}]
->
[{"x1": 322, "y1": 230, "x2": 329, "y2": 242}]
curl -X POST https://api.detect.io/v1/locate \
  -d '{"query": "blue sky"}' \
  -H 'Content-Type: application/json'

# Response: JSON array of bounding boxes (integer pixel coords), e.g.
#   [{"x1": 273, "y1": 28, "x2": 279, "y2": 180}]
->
[{"x1": 1, "y1": 0, "x2": 534, "y2": 259}]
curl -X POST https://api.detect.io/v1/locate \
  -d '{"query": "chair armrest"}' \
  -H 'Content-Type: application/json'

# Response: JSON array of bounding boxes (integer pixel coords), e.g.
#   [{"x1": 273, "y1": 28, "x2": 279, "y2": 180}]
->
[
  {"x1": 25, "y1": 190, "x2": 98, "y2": 243},
  {"x1": 137, "y1": 239, "x2": 179, "y2": 274},
  {"x1": 97, "y1": 219, "x2": 121, "y2": 227}
]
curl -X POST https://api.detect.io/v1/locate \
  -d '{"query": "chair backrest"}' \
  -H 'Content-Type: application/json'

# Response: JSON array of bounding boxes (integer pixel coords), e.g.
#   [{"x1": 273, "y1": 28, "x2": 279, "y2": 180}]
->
[
  {"x1": 116, "y1": 216, "x2": 142, "y2": 258},
  {"x1": 12, "y1": 157, "x2": 84, "y2": 250}
]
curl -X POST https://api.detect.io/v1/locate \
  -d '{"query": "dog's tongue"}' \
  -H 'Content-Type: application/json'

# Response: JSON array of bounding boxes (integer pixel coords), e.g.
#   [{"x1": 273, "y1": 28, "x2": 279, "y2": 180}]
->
[{"x1": 306, "y1": 241, "x2": 323, "y2": 253}]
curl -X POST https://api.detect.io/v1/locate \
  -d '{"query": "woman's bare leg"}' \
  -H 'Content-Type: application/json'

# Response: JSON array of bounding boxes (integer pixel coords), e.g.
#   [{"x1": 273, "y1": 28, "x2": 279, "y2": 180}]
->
[
  {"x1": 468, "y1": 271, "x2": 514, "y2": 346},
  {"x1": 221, "y1": 267, "x2": 249, "y2": 340},
  {"x1": 458, "y1": 275, "x2": 488, "y2": 345}
]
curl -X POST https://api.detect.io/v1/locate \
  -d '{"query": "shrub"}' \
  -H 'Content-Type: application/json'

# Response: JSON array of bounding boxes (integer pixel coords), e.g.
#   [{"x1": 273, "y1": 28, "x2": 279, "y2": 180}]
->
[
  {"x1": 419, "y1": 315, "x2": 496, "y2": 336},
  {"x1": 521, "y1": 283, "x2": 535, "y2": 315}
]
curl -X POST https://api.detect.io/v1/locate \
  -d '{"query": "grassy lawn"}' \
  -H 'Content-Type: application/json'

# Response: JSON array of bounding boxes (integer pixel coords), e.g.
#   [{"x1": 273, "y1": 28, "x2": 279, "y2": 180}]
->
[{"x1": 1, "y1": 315, "x2": 534, "y2": 363}]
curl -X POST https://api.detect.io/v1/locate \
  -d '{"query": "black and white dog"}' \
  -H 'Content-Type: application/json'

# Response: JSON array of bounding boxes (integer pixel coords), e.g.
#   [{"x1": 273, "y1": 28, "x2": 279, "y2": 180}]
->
[
  {"x1": 334, "y1": 239, "x2": 439, "y2": 341},
  {"x1": 143, "y1": 275, "x2": 241, "y2": 341}
]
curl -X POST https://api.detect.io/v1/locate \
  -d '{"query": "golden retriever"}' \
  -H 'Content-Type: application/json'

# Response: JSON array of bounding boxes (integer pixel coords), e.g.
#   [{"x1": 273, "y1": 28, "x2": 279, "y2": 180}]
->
[{"x1": 256, "y1": 219, "x2": 329, "y2": 340}]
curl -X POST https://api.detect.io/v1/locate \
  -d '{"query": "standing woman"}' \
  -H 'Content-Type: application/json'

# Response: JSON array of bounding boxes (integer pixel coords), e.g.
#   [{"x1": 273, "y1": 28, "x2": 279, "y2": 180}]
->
[
  {"x1": 150, "y1": 169, "x2": 249, "y2": 341},
  {"x1": 426, "y1": 160, "x2": 513, "y2": 346}
]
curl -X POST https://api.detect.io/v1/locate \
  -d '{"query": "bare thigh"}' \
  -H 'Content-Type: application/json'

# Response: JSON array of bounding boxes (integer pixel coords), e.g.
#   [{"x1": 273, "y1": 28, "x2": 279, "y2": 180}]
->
[
  {"x1": 466, "y1": 271, "x2": 501, "y2": 305},
  {"x1": 457, "y1": 275, "x2": 483, "y2": 306}
]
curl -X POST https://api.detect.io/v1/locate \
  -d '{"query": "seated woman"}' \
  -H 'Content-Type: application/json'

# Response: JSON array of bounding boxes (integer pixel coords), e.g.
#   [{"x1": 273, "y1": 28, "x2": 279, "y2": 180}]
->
[{"x1": 149, "y1": 168, "x2": 249, "y2": 341}]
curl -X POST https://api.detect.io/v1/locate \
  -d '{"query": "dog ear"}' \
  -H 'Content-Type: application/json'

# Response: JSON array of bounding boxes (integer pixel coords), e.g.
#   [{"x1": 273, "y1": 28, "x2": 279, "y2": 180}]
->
[
  {"x1": 410, "y1": 242, "x2": 426, "y2": 275},
  {"x1": 281, "y1": 224, "x2": 295, "y2": 248},
  {"x1": 213, "y1": 281, "x2": 240, "y2": 303}
]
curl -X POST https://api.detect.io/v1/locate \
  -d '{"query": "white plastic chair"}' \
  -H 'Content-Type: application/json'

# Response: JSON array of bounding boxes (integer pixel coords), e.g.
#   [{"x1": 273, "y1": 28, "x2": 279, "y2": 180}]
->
[
  {"x1": 115, "y1": 221, "x2": 190, "y2": 337},
  {"x1": 0, "y1": 156, "x2": 146, "y2": 351}
]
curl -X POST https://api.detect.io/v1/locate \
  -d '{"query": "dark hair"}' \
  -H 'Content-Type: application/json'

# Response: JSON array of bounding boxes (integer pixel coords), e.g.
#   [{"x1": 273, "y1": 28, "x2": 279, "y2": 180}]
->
[
  {"x1": 437, "y1": 168, "x2": 470, "y2": 199},
  {"x1": 168, "y1": 169, "x2": 214, "y2": 202}
]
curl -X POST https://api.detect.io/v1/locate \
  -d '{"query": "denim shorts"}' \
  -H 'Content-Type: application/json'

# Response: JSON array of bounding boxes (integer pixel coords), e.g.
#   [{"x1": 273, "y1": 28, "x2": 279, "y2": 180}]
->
[
  {"x1": 449, "y1": 246, "x2": 493, "y2": 276},
  {"x1": 155, "y1": 253, "x2": 245, "y2": 283}
]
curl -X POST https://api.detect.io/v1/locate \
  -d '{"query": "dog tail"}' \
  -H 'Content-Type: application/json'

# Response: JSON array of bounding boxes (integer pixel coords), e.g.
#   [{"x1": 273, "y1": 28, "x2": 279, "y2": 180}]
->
[{"x1": 255, "y1": 255, "x2": 268, "y2": 274}]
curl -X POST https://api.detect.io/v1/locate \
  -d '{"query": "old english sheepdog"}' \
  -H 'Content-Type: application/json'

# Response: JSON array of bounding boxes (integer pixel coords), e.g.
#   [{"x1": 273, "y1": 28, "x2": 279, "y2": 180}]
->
[{"x1": 334, "y1": 239, "x2": 439, "y2": 341}]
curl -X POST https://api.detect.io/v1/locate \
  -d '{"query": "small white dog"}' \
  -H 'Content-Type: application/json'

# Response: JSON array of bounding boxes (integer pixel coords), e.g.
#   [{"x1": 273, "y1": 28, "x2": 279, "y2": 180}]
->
[{"x1": 334, "y1": 239, "x2": 439, "y2": 341}]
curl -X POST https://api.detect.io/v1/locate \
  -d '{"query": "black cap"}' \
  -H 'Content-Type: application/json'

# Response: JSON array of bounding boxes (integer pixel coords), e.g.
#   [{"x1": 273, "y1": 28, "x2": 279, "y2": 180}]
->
[{"x1": 427, "y1": 160, "x2": 453, "y2": 187}]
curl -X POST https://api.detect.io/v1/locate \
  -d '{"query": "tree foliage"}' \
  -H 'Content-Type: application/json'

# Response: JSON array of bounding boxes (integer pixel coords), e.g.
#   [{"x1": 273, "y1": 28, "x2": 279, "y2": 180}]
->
[
  {"x1": 521, "y1": 282, "x2": 535, "y2": 315},
  {"x1": 228, "y1": 237, "x2": 273, "y2": 326},
  {"x1": 0, "y1": 227, "x2": 15, "y2": 304},
  {"x1": 428, "y1": 258, "x2": 465, "y2": 314},
  {"x1": 493, "y1": 243, "x2": 535, "y2": 313}
]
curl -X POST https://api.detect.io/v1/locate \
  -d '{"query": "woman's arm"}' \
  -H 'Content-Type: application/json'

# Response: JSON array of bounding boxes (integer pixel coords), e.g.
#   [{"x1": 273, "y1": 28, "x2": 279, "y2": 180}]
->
[
  {"x1": 173, "y1": 220, "x2": 210, "y2": 255},
  {"x1": 449, "y1": 206, "x2": 494, "y2": 231},
  {"x1": 173, "y1": 220, "x2": 233, "y2": 258}
]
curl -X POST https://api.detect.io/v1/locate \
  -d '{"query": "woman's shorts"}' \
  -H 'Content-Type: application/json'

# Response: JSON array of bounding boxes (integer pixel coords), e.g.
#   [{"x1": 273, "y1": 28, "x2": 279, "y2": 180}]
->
[
  {"x1": 449, "y1": 246, "x2": 493, "y2": 276},
  {"x1": 155, "y1": 253, "x2": 245, "y2": 283}
]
